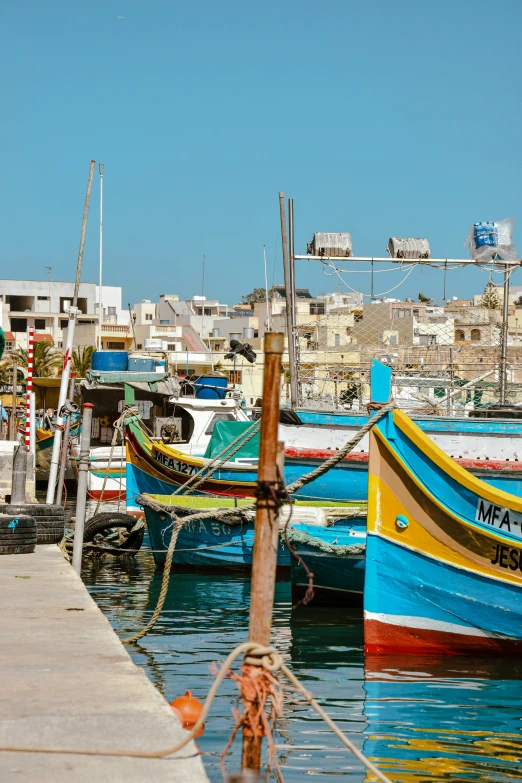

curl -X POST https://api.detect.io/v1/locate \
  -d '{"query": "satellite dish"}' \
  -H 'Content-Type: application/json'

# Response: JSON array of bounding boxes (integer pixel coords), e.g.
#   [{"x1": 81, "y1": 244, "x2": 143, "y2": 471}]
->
[{"x1": 224, "y1": 339, "x2": 256, "y2": 364}]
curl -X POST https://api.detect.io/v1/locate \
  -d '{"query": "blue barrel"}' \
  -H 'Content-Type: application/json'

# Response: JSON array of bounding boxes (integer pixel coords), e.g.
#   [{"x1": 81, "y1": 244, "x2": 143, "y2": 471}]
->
[
  {"x1": 92, "y1": 351, "x2": 128, "y2": 372},
  {"x1": 194, "y1": 374, "x2": 228, "y2": 399},
  {"x1": 127, "y1": 357, "x2": 155, "y2": 372}
]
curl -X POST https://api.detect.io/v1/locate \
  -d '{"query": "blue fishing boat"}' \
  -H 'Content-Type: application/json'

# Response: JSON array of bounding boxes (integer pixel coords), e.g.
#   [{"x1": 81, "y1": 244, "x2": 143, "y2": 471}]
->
[
  {"x1": 137, "y1": 493, "x2": 363, "y2": 570},
  {"x1": 289, "y1": 520, "x2": 366, "y2": 606},
  {"x1": 364, "y1": 409, "x2": 522, "y2": 655}
]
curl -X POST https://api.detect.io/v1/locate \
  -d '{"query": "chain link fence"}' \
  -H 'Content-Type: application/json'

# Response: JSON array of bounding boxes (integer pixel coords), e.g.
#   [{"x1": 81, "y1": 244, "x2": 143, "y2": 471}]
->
[{"x1": 279, "y1": 267, "x2": 522, "y2": 414}]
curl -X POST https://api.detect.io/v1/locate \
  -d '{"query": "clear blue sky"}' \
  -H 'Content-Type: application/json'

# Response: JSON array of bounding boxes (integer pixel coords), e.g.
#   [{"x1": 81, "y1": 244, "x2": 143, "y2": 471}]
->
[{"x1": 1, "y1": 0, "x2": 521, "y2": 308}]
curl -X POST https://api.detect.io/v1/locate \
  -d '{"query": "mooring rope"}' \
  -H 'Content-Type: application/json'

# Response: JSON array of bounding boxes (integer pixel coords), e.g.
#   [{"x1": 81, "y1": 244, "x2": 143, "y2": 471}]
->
[
  {"x1": 0, "y1": 640, "x2": 393, "y2": 783},
  {"x1": 284, "y1": 399, "x2": 396, "y2": 495},
  {"x1": 169, "y1": 418, "x2": 261, "y2": 497}
]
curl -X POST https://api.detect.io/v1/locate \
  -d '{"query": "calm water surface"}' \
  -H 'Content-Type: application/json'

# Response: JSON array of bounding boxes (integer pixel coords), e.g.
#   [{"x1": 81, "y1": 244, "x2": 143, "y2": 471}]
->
[{"x1": 73, "y1": 503, "x2": 522, "y2": 782}]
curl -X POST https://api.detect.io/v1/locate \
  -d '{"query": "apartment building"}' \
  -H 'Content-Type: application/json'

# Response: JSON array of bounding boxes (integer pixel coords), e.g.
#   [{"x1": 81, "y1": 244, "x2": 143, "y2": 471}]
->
[{"x1": 0, "y1": 279, "x2": 127, "y2": 350}]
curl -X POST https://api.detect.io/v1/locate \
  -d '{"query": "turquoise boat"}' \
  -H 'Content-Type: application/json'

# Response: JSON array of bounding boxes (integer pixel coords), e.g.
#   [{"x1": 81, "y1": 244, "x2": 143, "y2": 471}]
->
[
  {"x1": 365, "y1": 409, "x2": 522, "y2": 655},
  {"x1": 289, "y1": 520, "x2": 366, "y2": 606},
  {"x1": 138, "y1": 493, "x2": 364, "y2": 570}
]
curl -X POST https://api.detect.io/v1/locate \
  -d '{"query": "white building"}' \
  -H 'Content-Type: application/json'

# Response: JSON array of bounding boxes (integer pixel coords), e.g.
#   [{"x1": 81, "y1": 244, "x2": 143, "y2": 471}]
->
[{"x1": 0, "y1": 279, "x2": 127, "y2": 350}]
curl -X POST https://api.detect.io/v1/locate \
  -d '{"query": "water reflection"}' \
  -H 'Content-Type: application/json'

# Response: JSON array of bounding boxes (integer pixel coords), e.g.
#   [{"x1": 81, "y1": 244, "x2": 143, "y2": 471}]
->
[
  {"x1": 364, "y1": 656, "x2": 522, "y2": 781},
  {"x1": 82, "y1": 537, "x2": 522, "y2": 782}
]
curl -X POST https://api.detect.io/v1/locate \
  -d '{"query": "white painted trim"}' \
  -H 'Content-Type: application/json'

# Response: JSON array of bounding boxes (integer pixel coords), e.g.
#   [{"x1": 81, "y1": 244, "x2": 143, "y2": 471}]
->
[{"x1": 363, "y1": 611, "x2": 508, "y2": 639}]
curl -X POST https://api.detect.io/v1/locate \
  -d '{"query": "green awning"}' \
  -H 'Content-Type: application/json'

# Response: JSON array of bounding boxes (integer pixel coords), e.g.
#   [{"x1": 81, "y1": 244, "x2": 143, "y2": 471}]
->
[{"x1": 204, "y1": 420, "x2": 260, "y2": 460}]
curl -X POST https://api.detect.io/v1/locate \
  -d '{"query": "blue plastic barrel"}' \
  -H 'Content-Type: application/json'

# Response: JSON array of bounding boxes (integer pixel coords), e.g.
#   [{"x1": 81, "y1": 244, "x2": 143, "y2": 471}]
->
[
  {"x1": 194, "y1": 374, "x2": 228, "y2": 399},
  {"x1": 92, "y1": 351, "x2": 128, "y2": 372}
]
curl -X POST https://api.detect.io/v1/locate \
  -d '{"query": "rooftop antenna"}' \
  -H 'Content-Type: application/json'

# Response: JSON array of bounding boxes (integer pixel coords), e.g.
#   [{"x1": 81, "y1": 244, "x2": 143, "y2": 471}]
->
[
  {"x1": 201, "y1": 253, "x2": 206, "y2": 298},
  {"x1": 45, "y1": 266, "x2": 52, "y2": 304}
]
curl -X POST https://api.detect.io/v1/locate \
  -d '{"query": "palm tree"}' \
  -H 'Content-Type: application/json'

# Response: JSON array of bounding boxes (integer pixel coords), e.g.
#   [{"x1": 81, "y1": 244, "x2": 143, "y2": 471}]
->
[
  {"x1": 71, "y1": 345, "x2": 95, "y2": 377},
  {"x1": 0, "y1": 362, "x2": 11, "y2": 385},
  {"x1": 8, "y1": 342, "x2": 63, "y2": 377}
]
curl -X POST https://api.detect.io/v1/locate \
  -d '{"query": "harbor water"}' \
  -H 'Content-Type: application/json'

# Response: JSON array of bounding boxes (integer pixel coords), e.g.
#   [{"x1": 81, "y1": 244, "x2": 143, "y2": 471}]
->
[{"x1": 70, "y1": 502, "x2": 522, "y2": 781}]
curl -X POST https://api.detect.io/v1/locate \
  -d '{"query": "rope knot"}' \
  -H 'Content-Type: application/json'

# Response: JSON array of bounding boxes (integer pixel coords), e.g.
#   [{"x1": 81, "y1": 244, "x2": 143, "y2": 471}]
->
[
  {"x1": 243, "y1": 644, "x2": 283, "y2": 672},
  {"x1": 254, "y1": 480, "x2": 285, "y2": 509}
]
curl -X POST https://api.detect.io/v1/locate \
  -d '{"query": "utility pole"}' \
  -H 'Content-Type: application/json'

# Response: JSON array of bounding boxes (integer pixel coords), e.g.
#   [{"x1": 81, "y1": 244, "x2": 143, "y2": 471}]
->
[
  {"x1": 47, "y1": 160, "x2": 95, "y2": 503},
  {"x1": 278, "y1": 193, "x2": 297, "y2": 406},
  {"x1": 98, "y1": 163, "x2": 104, "y2": 351},
  {"x1": 242, "y1": 331, "x2": 284, "y2": 771}
]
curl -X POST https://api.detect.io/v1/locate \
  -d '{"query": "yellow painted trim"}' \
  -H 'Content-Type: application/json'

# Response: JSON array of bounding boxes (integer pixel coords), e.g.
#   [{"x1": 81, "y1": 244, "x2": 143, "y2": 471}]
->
[{"x1": 390, "y1": 409, "x2": 522, "y2": 512}]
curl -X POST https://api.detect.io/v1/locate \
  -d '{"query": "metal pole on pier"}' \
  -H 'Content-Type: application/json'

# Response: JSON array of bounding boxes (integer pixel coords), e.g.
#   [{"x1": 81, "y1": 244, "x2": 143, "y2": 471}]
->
[
  {"x1": 72, "y1": 402, "x2": 94, "y2": 574},
  {"x1": 499, "y1": 265, "x2": 511, "y2": 404},
  {"x1": 24, "y1": 327, "x2": 34, "y2": 450},
  {"x1": 242, "y1": 331, "x2": 284, "y2": 771},
  {"x1": 10, "y1": 361, "x2": 18, "y2": 441},
  {"x1": 56, "y1": 376, "x2": 76, "y2": 506},
  {"x1": 46, "y1": 160, "x2": 95, "y2": 504},
  {"x1": 278, "y1": 193, "x2": 298, "y2": 407}
]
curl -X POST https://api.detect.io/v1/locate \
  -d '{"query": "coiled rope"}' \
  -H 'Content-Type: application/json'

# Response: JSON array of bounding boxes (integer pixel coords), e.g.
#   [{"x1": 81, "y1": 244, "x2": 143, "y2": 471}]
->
[{"x1": 0, "y1": 641, "x2": 393, "y2": 783}]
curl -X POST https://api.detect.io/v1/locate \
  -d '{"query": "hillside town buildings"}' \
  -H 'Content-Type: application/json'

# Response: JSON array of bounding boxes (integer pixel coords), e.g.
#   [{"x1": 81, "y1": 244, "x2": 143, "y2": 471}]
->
[{"x1": 2, "y1": 276, "x2": 522, "y2": 404}]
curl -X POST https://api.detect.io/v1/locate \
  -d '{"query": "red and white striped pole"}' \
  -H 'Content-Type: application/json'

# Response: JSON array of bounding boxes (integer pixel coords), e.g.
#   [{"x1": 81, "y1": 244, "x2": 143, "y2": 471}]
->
[{"x1": 25, "y1": 327, "x2": 35, "y2": 450}]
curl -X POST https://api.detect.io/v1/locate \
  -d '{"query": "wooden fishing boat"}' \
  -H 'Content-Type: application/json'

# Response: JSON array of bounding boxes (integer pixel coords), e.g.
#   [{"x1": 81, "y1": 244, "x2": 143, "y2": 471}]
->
[
  {"x1": 364, "y1": 409, "x2": 522, "y2": 655},
  {"x1": 34, "y1": 419, "x2": 81, "y2": 481},
  {"x1": 126, "y1": 417, "x2": 363, "y2": 506},
  {"x1": 137, "y1": 493, "x2": 361, "y2": 569}
]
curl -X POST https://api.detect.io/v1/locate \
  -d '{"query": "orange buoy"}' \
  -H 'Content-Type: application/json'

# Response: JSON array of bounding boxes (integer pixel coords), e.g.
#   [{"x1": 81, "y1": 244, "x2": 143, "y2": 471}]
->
[{"x1": 170, "y1": 690, "x2": 204, "y2": 727}]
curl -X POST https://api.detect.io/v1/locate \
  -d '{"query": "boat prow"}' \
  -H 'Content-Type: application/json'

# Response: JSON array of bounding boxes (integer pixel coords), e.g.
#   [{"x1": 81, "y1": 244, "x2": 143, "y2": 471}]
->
[{"x1": 364, "y1": 409, "x2": 522, "y2": 656}]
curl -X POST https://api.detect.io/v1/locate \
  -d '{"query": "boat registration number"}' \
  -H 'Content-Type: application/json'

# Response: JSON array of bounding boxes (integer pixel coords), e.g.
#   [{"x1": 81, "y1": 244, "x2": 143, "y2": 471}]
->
[
  {"x1": 475, "y1": 498, "x2": 522, "y2": 537},
  {"x1": 153, "y1": 449, "x2": 198, "y2": 477}
]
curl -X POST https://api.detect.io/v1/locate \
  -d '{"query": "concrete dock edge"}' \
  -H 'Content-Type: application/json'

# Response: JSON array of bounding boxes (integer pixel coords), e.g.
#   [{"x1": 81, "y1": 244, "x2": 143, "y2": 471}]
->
[{"x1": 0, "y1": 545, "x2": 209, "y2": 782}]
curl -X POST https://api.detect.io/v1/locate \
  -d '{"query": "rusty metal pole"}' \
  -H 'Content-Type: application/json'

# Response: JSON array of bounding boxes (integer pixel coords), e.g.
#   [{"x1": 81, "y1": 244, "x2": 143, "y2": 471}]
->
[
  {"x1": 242, "y1": 331, "x2": 284, "y2": 771},
  {"x1": 278, "y1": 193, "x2": 298, "y2": 407}
]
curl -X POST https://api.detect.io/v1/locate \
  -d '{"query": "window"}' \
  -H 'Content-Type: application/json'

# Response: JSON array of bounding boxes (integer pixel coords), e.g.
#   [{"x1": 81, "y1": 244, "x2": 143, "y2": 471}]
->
[
  {"x1": 60, "y1": 320, "x2": 68, "y2": 330},
  {"x1": 145, "y1": 313, "x2": 153, "y2": 321},
  {"x1": 387, "y1": 334, "x2": 398, "y2": 345},
  {"x1": 10, "y1": 318, "x2": 27, "y2": 332},
  {"x1": 455, "y1": 329, "x2": 465, "y2": 342},
  {"x1": 37, "y1": 296, "x2": 49, "y2": 301},
  {"x1": 227, "y1": 370, "x2": 242, "y2": 384},
  {"x1": 136, "y1": 343, "x2": 143, "y2": 349},
  {"x1": 419, "y1": 334, "x2": 437, "y2": 345},
  {"x1": 167, "y1": 343, "x2": 177, "y2": 350},
  {"x1": 471, "y1": 328, "x2": 481, "y2": 342},
  {"x1": 309, "y1": 302, "x2": 325, "y2": 315},
  {"x1": 204, "y1": 308, "x2": 212, "y2": 316},
  {"x1": 107, "y1": 341, "x2": 125, "y2": 349},
  {"x1": 334, "y1": 333, "x2": 340, "y2": 346},
  {"x1": 204, "y1": 413, "x2": 236, "y2": 435},
  {"x1": 35, "y1": 319, "x2": 46, "y2": 330}
]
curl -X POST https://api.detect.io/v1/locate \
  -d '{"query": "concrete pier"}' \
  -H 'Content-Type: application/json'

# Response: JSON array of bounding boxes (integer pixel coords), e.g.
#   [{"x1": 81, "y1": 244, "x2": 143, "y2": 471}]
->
[{"x1": 0, "y1": 545, "x2": 209, "y2": 782}]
